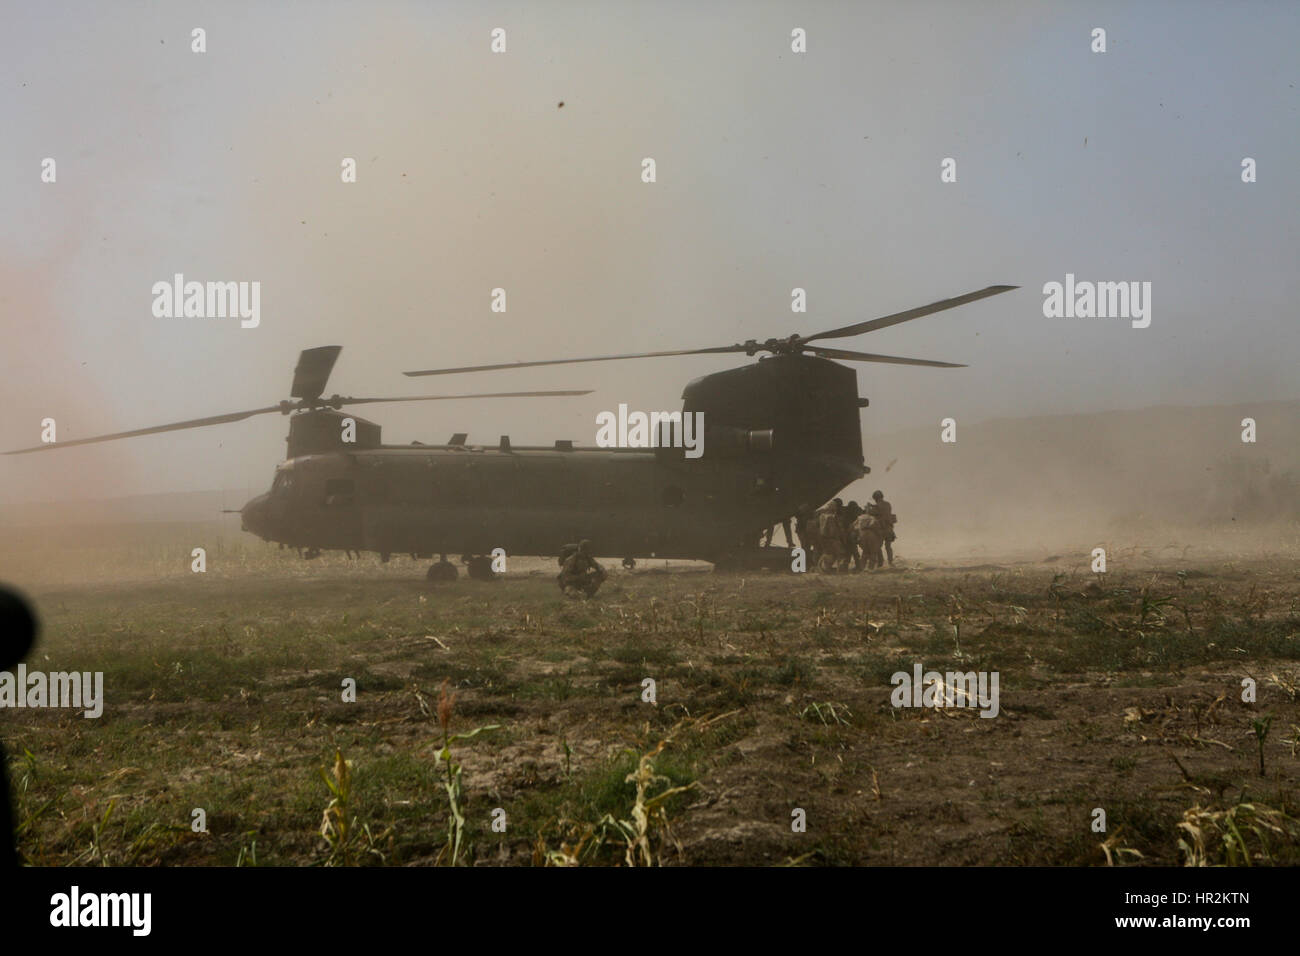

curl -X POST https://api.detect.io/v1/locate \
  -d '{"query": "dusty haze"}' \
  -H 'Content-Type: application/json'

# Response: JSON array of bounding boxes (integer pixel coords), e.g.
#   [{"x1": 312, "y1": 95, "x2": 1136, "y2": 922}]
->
[{"x1": 3, "y1": 2, "x2": 1298, "y2": 559}]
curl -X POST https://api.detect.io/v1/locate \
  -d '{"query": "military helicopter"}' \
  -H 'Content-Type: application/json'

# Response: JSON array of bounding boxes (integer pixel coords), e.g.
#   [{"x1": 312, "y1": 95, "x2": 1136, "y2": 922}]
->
[{"x1": 6, "y1": 285, "x2": 1015, "y2": 581}]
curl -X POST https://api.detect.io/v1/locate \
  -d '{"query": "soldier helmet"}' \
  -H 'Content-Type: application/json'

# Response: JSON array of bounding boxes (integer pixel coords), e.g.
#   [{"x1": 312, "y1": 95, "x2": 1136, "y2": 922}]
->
[
  {"x1": 872, "y1": 490, "x2": 884, "y2": 500},
  {"x1": 833, "y1": 497, "x2": 844, "y2": 507},
  {"x1": 578, "y1": 539, "x2": 592, "y2": 553}
]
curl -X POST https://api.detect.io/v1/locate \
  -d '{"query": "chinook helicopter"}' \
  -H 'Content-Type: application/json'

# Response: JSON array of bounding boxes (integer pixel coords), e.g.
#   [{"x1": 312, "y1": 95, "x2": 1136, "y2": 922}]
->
[{"x1": 6, "y1": 285, "x2": 1015, "y2": 581}]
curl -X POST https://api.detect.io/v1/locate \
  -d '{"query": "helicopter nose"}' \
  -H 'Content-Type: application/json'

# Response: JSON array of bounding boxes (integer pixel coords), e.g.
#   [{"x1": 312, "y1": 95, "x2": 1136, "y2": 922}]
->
[{"x1": 240, "y1": 493, "x2": 272, "y2": 539}]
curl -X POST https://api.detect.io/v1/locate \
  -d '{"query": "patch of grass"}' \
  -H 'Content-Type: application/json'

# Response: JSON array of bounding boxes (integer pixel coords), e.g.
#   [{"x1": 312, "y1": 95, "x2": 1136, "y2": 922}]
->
[
  {"x1": 1109, "y1": 755, "x2": 1137, "y2": 775},
  {"x1": 774, "y1": 656, "x2": 815, "y2": 686},
  {"x1": 10, "y1": 544, "x2": 1300, "y2": 866},
  {"x1": 1178, "y1": 800, "x2": 1300, "y2": 865},
  {"x1": 608, "y1": 642, "x2": 679, "y2": 667}
]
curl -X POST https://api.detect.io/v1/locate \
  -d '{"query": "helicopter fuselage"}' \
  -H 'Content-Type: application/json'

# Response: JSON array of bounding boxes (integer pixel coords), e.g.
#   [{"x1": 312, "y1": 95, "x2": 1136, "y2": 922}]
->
[
  {"x1": 241, "y1": 440, "x2": 864, "y2": 562},
  {"x1": 239, "y1": 354, "x2": 870, "y2": 563}
]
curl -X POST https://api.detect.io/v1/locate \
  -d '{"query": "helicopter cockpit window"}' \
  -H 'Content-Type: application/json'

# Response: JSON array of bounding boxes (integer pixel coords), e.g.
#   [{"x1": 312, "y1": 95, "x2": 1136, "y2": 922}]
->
[
  {"x1": 324, "y1": 477, "x2": 355, "y2": 507},
  {"x1": 271, "y1": 473, "x2": 294, "y2": 496}
]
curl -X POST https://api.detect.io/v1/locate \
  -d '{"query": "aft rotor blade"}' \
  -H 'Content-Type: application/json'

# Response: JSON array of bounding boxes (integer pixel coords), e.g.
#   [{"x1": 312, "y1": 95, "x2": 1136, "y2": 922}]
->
[
  {"x1": 335, "y1": 390, "x2": 593, "y2": 406},
  {"x1": 804, "y1": 346, "x2": 966, "y2": 368},
  {"x1": 404, "y1": 346, "x2": 744, "y2": 377},
  {"x1": 3, "y1": 406, "x2": 284, "y2": 455},
  {"x1": 291, "y1": 345, "x2": 343, "y2": 400},
  {"x1": 800, "y1": 285, "x2": 1018, "y2": 344}
]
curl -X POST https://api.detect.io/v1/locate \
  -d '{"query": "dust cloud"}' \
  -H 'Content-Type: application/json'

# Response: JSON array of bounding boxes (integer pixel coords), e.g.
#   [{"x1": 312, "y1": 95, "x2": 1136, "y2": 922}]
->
[
  {"x1": 846, "y1": 400, "x2": 1300, "y2": 561},
  {"x1": 3, "y1": 3, "x2": 1298, "y2": 568}
]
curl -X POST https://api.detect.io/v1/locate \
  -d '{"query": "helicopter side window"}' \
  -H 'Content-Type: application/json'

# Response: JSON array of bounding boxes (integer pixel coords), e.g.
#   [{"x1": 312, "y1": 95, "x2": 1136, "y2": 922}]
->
[{"x1": 324, "y1": 477, "x2": 355, "y2": 507}]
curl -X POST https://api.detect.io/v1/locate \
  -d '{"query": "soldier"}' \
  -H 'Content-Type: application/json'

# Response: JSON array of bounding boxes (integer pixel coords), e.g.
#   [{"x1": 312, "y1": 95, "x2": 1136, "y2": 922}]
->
[
  {"x1": 794, "y1": 504, "x2": 818, "y2": 564},
  {"x1": 840, "y1": 500, "x2": 864, "y2": 570},
  {"x1": 815, "y1": 499, "x2": 850, "y2": 571},
  {"x1": 853, "y1": 511, "x2": 885, "y2": 569},
  {"x1": 557, "y1": 539, "x2": 607, "y2": 597},
  {"x1": 867, "y1": 490, "x2": 897, "y2": 566},
  {"x1": 762, "y1": 517, "x2": 795, "y2": 549}
]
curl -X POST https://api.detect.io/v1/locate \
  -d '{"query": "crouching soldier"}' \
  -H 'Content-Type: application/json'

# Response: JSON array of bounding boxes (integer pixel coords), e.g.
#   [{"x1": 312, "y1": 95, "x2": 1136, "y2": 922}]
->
[{"x1": 557, "y1": 540, "x2": 607, "y2": 597}]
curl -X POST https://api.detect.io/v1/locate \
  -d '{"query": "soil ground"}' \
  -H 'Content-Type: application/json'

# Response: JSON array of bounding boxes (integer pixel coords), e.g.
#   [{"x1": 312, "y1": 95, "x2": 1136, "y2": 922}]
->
[{"x1": 3, "y1": 526, "x2": 1299, "y2": 866}]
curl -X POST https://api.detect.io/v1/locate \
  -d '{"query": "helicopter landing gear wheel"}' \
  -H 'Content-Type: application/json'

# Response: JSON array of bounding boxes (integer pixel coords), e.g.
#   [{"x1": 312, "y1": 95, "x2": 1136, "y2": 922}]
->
[
  {"x1": 465, "y1": 555, "x2": 498, "y2": 581},
  {"x1": 622, "y1": 557, "x2": 636, "y2": 570},
  {"x1": 427, "y1": 560, "x2": 458, "y2": 583}
]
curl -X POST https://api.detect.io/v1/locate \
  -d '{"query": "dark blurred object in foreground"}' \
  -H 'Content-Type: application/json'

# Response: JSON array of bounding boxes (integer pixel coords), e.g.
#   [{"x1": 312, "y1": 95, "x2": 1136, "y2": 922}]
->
[{"x1": 0, "y1": 586, "x2": 38, "y2": 867}]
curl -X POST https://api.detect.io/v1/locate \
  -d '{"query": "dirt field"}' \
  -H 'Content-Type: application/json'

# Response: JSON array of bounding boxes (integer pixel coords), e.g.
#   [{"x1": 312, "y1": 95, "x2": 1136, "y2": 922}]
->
[{"x1": 3, "y1": 525, "x2": 1300, "y2": 866}]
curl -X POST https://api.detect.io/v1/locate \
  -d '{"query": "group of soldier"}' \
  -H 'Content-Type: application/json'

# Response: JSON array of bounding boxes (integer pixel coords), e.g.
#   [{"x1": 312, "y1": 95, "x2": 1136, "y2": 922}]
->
[
  {"x1": 557, "y1": 489, "x2": 899, "y2": 597},
  {"x1": 790, "y1": 490, "x2": 898, "y2": 573}
]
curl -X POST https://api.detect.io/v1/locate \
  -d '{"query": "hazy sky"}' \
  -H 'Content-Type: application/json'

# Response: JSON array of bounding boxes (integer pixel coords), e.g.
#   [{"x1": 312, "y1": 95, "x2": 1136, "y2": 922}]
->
[{"x1": 2, "y1": 1, "x2": 1297, "y2": 503}]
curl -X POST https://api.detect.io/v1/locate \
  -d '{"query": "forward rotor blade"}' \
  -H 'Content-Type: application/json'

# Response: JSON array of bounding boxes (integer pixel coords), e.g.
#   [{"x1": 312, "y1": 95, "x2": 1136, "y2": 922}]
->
[
  {"x1": 2, "y1": 406, "x2": 284, "y2": 455},
  {"x1": 334, "y1": 390, "x2": 593, "y2": 406},
  {"x1": 291, "y1": 346, "x2": 342, "y2": 400},
  {"x1": 404, "y1": 346, "x2": 744, "y2": 377},
  {"x1": 800, "y1": 285, "x2": 1018, "y2": 344},
  {"x1": 804, "y1": 345, "x2": 966, "y2": 368}
]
